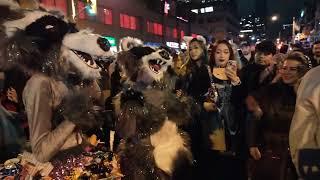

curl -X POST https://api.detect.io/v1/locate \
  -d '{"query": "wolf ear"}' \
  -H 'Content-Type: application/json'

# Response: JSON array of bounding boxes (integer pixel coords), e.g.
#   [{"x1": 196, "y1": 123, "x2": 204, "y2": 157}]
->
[
  {"x1": 129, "y1": 46, "x2": 155, "y2": 60},
  {"x1": 24, "y1": 15, "x2": 70, "y2": 50},
  {"x1": 119, "y1": 36, "x2": 143, "y2": 51}
]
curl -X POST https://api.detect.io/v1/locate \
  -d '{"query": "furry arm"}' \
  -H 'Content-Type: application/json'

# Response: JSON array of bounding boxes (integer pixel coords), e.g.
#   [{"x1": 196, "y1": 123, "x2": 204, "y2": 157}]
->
[{"x1": 23, "y1": 75, "x2": 78, "y2": 162}]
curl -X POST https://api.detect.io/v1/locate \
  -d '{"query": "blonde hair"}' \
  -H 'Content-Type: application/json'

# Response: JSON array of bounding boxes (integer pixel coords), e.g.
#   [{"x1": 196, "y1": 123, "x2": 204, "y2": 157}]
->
[
  {"x1": 181, "y1": 39, "x2": 208, "y2": 74},
  {"x1": 173, "y1": 54, "x2": 187, "y2": 76}
]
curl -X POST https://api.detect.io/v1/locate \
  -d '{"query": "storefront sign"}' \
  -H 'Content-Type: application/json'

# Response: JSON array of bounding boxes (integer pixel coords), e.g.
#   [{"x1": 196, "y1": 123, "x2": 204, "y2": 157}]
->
[
  {"x1": 145, "y1": 42, "x2": 162, "y2": 47},
  {"x1": 166, "y1": 41, "x2": 179, "y2": 49}
]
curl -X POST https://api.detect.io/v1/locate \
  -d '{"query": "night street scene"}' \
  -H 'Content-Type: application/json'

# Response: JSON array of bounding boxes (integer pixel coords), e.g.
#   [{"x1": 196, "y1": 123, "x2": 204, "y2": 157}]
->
[{"x1": 0, "y1": 0, "x2": 320, "y2": 179}]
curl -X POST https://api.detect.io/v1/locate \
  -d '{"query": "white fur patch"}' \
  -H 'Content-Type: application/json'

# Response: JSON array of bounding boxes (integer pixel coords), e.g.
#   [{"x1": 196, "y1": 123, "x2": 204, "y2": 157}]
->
[
  {"x1": 141, "y1": 50, "x2": 172, "y2": 82},
  {"x1": 3, "y1": 10, "x2": 50, "y2": 37},
  {"x1": 113, "y1": 92, "x2": 122, "y2": 116},
  {"x1": 108, "y1": 61, "x2": 117, "y2": 77},
  {"x1": 63, "y1": 30, "x2": 113, "y2": 57},
  {"x1": 183, "y1": 35, "x2": 206, "y2": 46},
  {"x1": 119, "y1": 36, "x2": 143, "y2": 51},
  {"x1": 150, "y1": 119, "x2": 187, "y2": 175},
  {"x1": 61, "y1": 46, "x2": 101, "y2": 79},
  {"x1": 61, "y1": 30, "x2": 115, "y2": 80}
]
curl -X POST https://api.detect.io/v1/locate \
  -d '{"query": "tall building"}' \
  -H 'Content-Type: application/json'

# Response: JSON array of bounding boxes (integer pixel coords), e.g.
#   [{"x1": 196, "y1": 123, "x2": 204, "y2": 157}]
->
[
  {"x1": 239, "y1": 14, "x2": 266, "y2": 43},
  {"x1": 38, "y1": 0, "x2": 206, "y2": 51},
  {"x1": 185, "y1": 0, "x2": 240, "y2": 41}
]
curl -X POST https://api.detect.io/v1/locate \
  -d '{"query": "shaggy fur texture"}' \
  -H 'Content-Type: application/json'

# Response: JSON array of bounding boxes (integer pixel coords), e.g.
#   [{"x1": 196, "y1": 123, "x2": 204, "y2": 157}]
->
[
  {"x1": 116, "y1": 46, "x2": 173, "y2": 83},
  {"x1": 119, "y1": 36, "x2": 143, "y2": 51},
  {"x1": 113, "y1": 37, "x2": 197, "y2": 179},
  {"x1": 115, "y1": 85, "x2": 196, "y2": 179},
  {"x1": 150, "y1": 119, "x2": 191, "y2": 174},
  {"x1": 62, "y1": 30, "x2": 113, "y2": 57},
  {"x1": 0, "y1": 2, "x2": 121, "y2": 166}
]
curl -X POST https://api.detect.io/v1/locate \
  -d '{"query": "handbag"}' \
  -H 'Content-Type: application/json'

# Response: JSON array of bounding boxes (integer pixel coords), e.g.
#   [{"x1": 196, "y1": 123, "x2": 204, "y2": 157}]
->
[{"x1": 205, "y1": 66, "x2": 219, "y2": 104}]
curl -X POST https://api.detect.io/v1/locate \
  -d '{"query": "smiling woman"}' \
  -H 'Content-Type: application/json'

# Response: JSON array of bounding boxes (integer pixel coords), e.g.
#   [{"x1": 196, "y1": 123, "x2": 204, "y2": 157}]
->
[
  {"x1": 246, "y1": 51, "x2": 309, "y2": 180},
  {"x1": 280, "y1": 52, "x2": 309, "y2": 86}
]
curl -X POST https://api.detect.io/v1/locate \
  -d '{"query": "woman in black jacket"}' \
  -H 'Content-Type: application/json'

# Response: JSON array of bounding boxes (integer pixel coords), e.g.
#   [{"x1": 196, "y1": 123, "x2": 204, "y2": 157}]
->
[
  {"x1": 246, "y1": 52, "x2": 309, "y2": 180},
  {"x1": 197, "y1": 40, "x2": 246, "y2": 180},
  {"x1": 176, "y1": 37, "x2": 211, "y2": 178}
]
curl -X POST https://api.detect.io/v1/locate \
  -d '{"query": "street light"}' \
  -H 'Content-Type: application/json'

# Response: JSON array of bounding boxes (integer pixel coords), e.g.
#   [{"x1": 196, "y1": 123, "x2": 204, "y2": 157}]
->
[{"x1": 271, "y1": 15, "x2": 278, "y2": 22}]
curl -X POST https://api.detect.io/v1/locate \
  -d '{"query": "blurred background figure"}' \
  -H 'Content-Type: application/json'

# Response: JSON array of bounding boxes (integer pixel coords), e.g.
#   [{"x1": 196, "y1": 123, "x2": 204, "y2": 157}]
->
[
  {"x1": 271, "y1": 53, "x2": 287, "y2": 83},
  {"x1": 309, "y1": 41, "x2": 320, "y2": 67},
  {"x1": 239, "y1": 42, "x2": 255, "y2": 67}
]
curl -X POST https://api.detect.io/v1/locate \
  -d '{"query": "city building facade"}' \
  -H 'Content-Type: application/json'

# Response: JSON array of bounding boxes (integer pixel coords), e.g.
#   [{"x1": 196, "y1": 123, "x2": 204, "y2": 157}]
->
[
  {"x1": 239, "y1": 14, "x2": 266, "y2": 43},
  {"x1": 186, "y1": 0, "x2": 240, "y2": 41},
  {"x1": 40, "y1": 0, "x2": 200, "y2": 51}
]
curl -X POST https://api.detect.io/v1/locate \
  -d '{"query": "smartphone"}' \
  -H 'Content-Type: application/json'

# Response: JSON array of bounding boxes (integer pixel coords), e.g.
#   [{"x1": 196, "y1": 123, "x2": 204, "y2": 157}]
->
[{"x1": 226, "y1": 60, "x2": 237, "y2": 71}]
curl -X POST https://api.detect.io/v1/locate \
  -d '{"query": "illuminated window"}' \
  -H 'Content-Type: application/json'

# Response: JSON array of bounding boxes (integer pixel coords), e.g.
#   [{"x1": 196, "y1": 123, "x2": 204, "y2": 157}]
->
[
  {"x1": 120, "y1": 13, "x2": 138, "y2": 30},
  {"x1": 147, "y1": 21, "x2": 163, "y2": 36},
  {"x1": 78, "y1": 1, "x2": 86, "y2": 19},
  {"x1": 173, "y1": 28, "x2": 178, "y2": 39},
  {"x1": 98, "y1": 8, "x2": 112, "y2": 25},
  {"x1": 41, "y1": 0, "x2": 67, "y2": 14},
  {"x1": 180, "y1": 30, "x2": 185, "y2": 39},
  {"x1": 191, "y1": 9, "x2": 198, "y2": 14},
  {"x1": 130, "y1": 16, "x2": 136, "y2": 30},
  {"x1": 156, "y1": 23, "x2": 163, "y2": 36},
  {"x1": 166, "y1": 27, "x2": 171, "y2": 37},
  {"x1": 147, "y1": 21, "x2": 153, "y2": 33},
  {"x1": 205, "y1": 6, "x2": 213, "y2": 13}
]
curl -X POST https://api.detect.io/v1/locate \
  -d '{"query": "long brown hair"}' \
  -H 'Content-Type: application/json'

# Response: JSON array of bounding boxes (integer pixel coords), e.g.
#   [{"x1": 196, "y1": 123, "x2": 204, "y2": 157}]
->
[
  {"x1": 181, "y1": 38, "x2": 208, "y2": 75},
  {"x1": 209, "y1": 40, "x2": 234, "y2": 68}
]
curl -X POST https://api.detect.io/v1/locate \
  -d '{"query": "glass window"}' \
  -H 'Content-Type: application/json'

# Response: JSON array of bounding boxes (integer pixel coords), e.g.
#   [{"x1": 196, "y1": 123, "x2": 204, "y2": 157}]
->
[{"x1": 120, "y1": 13, "x2": 138, "y2": 30}]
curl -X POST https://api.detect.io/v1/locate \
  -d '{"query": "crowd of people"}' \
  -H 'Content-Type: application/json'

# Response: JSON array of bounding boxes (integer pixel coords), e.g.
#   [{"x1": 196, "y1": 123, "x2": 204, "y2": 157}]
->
[{"x1": 1, "y1": 0, "x2": 320, "y2": 179}]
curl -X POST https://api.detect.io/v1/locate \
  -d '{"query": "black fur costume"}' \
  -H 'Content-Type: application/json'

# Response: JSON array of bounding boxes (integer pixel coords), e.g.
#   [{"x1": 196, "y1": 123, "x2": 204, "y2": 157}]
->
[
  {"x1": 0, "y1": 0, "x2": 112, "y2": 164},
  {"x1": 114, "y1": 43, "x2": 199, "y2": 180}
]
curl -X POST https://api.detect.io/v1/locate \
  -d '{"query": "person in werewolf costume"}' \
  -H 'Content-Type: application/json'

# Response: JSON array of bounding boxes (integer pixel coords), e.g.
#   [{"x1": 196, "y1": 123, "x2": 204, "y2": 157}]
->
[
  {"x1": 113, "y1": 37, "x2": 199, "y2": 180},
  {"x1": 0, "y1": 0, "x2": 113, "y2": 165}
]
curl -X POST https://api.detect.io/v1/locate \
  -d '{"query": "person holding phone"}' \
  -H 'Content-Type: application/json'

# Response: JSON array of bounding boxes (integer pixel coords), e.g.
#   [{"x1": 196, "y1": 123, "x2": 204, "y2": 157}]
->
[
  {"x1": 246, "y1": 52, "x2": 309, "y2": 180},
  {"x1": 198, "y1": 40, "x2": 246, "y2": 180}
]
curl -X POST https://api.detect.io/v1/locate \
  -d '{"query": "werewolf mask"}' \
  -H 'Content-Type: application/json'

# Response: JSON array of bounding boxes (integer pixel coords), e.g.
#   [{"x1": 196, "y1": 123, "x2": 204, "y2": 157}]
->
[
  {"x1": 117, "y1": 46, "x2": 173, "y2": 83},
  {"x1": 0, "y1": 1, "x2": 113, "y2": 80}
]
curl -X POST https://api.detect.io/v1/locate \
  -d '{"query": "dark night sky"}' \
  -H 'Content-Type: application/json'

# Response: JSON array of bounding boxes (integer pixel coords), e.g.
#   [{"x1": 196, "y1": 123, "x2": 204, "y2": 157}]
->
[
  {"x1": 238, "y1": 0, "x2": 305, "y2": 39},
  {"x1": 238, "y1": 0, "x2": 304, "y2": 23}
]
